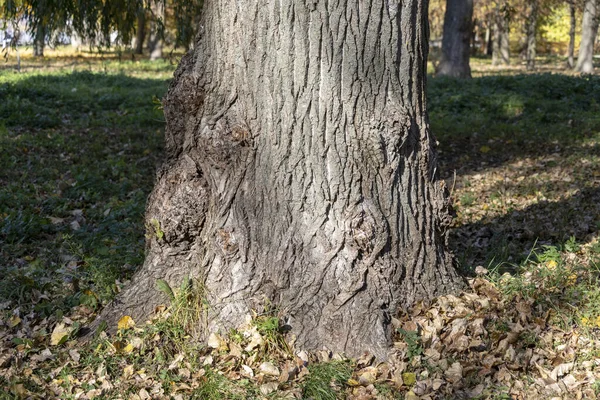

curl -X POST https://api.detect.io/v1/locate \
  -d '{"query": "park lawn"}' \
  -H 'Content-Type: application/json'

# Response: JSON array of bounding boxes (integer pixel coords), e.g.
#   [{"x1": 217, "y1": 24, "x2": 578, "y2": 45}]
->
[{"x1": 0, "y1": 52, "x2": 600, "y2": 399}]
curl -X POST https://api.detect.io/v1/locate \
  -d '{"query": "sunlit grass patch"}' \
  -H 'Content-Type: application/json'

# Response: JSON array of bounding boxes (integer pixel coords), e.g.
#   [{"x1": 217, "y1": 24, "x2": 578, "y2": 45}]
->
[
  {"x1": 301, "y1": 360, "x2": 353, "y2": 400},
  {"x1": 0, "y1": 64, "x2": 171, "y2": 319}
]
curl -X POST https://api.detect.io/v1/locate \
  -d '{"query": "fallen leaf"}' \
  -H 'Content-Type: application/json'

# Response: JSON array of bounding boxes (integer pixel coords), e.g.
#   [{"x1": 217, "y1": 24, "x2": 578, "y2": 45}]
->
[
  {"x1": 50, "y1": 323, "x2": 70, "y2": 345},
  {"x1": 117, "y1": 315, "x2": 135, "y2": 330},
  {"x1": 8, "y1": 316, "x2": 21, "y2": 328},
  {"x1": 445, "y1": 362, "x2": 463, "y2": 383},
  {"x1": 259, "y1": 361, "x2": 280, "y2": 376}
]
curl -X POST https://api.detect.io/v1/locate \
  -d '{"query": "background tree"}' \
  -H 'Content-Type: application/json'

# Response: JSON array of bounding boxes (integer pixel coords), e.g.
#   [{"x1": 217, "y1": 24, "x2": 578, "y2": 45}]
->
[
  {"x1": 436, "y1": 0, "x2": 474, "y2": 78},
  {"x1": 492, "y1": 1, "x2": 511, "y2": 65},
  {"x1": 524, "y1": 1, "x2": 539, "y2": 70},
  {"x1": 146, "y1": 1, "x2": 164, "y2": 60},
  {"x1": 568, "y1": 1, "x2": 577, "y2": 68},
  {"x1": 576, "y1": 0, "x2": 599, "y2": 72},
  {"x1": 92, "y1": 0, "x2": 464, "y2": 359},
  {"x1": 134, "y1": 9, "x2": 146, "y2": 55},
  {"x1": 0, "y1": 0, "x2": 202, "y2": 58}
]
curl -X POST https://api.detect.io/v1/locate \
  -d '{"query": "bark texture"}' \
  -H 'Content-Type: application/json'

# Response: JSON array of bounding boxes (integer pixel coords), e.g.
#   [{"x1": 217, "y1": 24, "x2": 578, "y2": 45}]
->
[
  {"x1": 94, "y1": 0, "x2": 463, "y2": 359},
  {"x1": 492, "y1": 6, "x2": 510, "y2": 66},
  {"x1": 576, "y1": 0, "x2": 599, "y2": 73},
  {"x1": 525, "y1": 1, "x2": 538, "y2": 71},
  {"x1": 436, "y1": 0, "x2": 474, "y2": 78}
]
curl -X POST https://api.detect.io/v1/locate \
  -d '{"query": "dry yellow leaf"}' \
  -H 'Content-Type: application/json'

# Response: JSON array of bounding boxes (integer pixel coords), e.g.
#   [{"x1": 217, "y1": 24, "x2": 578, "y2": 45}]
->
[
  {"x1": 8, "y1": 316, "x2": 21, "y2": 328},
  {"x1": 122, "y1": 364, "x2": 134, "y2": 379},
  {"x1": 123, "y1": 343, "x2": 135, "y2": 353},
  {"x1": 117, "y1": 315, "x2": 135, "y2": 330},
  {"x1": 50, "y1": 323, "x2": 70, "y2": 346}
]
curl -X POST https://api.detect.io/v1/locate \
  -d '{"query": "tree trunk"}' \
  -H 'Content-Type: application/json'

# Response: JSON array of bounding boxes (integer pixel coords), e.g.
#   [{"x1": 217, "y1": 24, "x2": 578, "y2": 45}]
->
[
  {"x1": 33, "y1": 24, "x2": 45, "y2": 57},
  {"x1": 525, "y1": 1, "x2": 538, "y2": 71},
  {"x1": 576, "y1": 0, "x2": 599, "y2": 73},
  {"x1": 485, "y1": 26, "x2": 493, "y2": 56},
  {"x1": 436, "y1": 0, "x2": 474, "y2": 78},
  {"x1": 568, "y1": 2, "x2": 576, "y2": 69},
  {"x1": 147, "y1": 2, "x2": 164, "y2": 61},
  {"x1": 492, "y1": 6, "x2": 510, "y2": 66},
  {"x1": 92, "y1": 0, "x2": 463, "y2": 359},
  {"x1": 134, "y1": 11, "x2": 146, "y2": 55}
]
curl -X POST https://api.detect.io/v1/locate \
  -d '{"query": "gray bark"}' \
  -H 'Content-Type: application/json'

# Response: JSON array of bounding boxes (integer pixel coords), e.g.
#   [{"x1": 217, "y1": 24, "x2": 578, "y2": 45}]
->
[
  {"x1": 568, "y1": 2, "x2": 576, "y2": 68},
  {"x1": 436, "y1": 0, "x2": 474, "y2": 78},
  {"x1": 576, "y1": 0, "x2": 599, "y2": 73},
  {"x1": 92, "y1": 0, "x2": 463, "y2": 359},
  {"x1": 525, "y1": 1, "x2": 538, "y2": 71},
  {"x1": 492, "y1": 6, "x2": 510, "y2": 66}
]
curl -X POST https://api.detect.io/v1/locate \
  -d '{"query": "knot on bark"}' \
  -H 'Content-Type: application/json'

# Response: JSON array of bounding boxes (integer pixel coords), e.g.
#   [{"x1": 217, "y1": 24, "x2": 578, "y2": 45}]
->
[
  {"x1": 198, "y1": 117, "x2": 252, "y2": 169},
  {"x1": 145, "y1": 156, "x2": 208, "y2": 248},
  {"x1": 215, "y1": 228, "x2": 239, "y2": 257}
]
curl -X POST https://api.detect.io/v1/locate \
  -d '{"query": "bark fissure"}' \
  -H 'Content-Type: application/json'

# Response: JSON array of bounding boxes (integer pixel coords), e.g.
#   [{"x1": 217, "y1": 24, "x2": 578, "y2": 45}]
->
[{"x1": 95, "y1": 0, "x2": 463, "y2": 359}]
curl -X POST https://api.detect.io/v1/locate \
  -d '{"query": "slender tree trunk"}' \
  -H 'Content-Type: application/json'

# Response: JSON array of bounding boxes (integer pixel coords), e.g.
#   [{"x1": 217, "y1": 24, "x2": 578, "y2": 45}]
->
[
  {"x1": 436, "y1": 0, "x2": 474, "y2": 78},
  {"x1": 492, "y1": 5, "x2": 510, "y2": 66},
  {"x1": 147, "y1": 1, "x2": 164, "y2": 61},
  {"x1": 92, "y1": 0, "x2": 463, "y2": 359},
  {"x1": 525, "y1": 1, "x2": 538, "y2": 71},
  {"x1": 135, "y1": 11, "x2": 147, "y2": 55},
  {"x1": 33, "y1": 24, "x2": 45, "y2": 57},
  {"x1": 485, "y1": 26, "x2": 493, "y2": 56},
  {"x1": 576, "y1": 0, "x2": 599, "y2": 73},
  {"x1": 568, "y1": 2, "x2": 577, "y2": 68}
]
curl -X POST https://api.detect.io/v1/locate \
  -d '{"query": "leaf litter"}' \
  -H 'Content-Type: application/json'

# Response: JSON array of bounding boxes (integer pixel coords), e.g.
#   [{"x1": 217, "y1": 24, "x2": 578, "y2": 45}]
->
[{"x1": 2, "y1": 55, "x2": 600, "y2": 399}]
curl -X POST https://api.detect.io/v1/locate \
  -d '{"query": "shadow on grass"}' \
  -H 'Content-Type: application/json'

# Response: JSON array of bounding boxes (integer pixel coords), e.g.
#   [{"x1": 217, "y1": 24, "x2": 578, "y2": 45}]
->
[
  {"x1": 450, "y1": 186, "x2": 600, "y2": 272},
  {"x1": 0, "y1": 71, "x2": 170, "y2": 312},
  {"x1": 429, "y1": 74, "x2": 600, "y2": 270},
  {"x1": 429, "y1": 73, "x2": 600, "y2": 177}
]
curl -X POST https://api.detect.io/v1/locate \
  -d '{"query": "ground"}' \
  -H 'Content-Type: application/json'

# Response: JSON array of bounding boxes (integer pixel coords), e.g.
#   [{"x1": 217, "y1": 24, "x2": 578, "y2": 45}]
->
[{"x1": 1, "y1": 47, "x2": 600, "y2": 399}]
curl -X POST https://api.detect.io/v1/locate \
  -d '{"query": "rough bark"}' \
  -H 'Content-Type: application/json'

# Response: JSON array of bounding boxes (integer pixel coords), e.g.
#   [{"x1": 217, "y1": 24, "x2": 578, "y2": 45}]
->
[
  {"x1": 568, "y1": 2, "x2": 576, "y2": 68},
  {"x1": 525, "y1": 1, "x2": 538, "y2": 71},
  {"x1": 436, "y1": 0, "x2": 474, "y2": 78},
  {"x1": 576, "y1": 0, "x2": 599, "y2": 73},
  {"x1": 135, "y1": 11, "x2": 147, "y2": 55},
  {"x1": 92, "y1": 0, "x2": 463, "y2": 359},
  {"x1": 492, "y1": 6, "x2": 510, "y2": 66}
]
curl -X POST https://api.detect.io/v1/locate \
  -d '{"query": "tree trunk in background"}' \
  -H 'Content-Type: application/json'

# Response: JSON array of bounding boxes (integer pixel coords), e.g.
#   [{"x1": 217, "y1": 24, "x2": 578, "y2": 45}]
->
[
  {"x1": 485, "y1": 26, "x2": 493, "y2": 56},
  {"x1": 92, "y1": 0, "x2": 463, "y2": 359},
  {"x1": 525, "y1": 1, "x2": 538, "y2": 71},
  {"x1": 568, "y1": 3, "x2": 576, "y2": 68},
  {"x1": 147, "y1": 2, "x2": 164, "y2": 60},
  {"x1": 33, "y1": 24, "x2": 45, "y2": 57},
  {"x1": 576, "y1": 0, "x2": 599, "y2": 73},
  {"x1": 492, "y1": 6, "x2": 510, "y2": 66},
  {"x1": 436, "y1": 0, "x2": 474, "y2": 78},
  {"x1": 134, "y1": 11, "x2": 146, "y2": 55}
]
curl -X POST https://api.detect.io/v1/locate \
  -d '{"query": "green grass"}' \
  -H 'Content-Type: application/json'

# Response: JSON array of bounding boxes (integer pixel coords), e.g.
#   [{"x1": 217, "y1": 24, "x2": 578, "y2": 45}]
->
[
  {"x1": 429, "y1": 73, "x2": 600, "y2": 271},
  {"x1": 301, "y1": 360, "x2": 353, "y2": 400},
  {"x1": 2, "y1": 55, "x2": 600, "y2": 399},
  {"x1": 0, "y1": 66, "x2": 171, "y2": 316}
]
